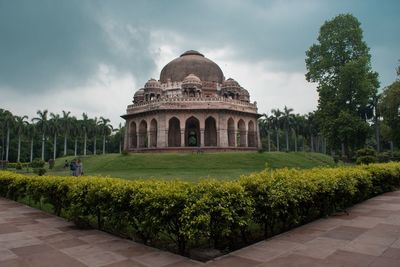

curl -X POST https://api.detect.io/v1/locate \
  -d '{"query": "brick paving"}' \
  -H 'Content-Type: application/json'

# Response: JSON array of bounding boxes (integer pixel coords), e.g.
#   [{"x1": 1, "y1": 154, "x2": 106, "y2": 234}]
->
[{"x1": 1, "y1": 191, "x2": 400, "y2": 266}]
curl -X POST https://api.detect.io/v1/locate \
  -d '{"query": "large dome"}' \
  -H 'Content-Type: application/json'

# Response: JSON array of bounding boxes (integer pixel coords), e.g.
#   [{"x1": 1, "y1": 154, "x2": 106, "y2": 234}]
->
[{"x1": 159, "y1": 50, "x2": 224, "y2": 84}]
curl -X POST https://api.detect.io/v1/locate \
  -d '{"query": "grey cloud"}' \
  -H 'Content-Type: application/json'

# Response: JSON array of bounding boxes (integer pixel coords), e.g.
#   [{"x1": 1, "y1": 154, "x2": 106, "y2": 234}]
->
[
  {"x1": 0, "y1": 0, "x2": 156, "y2": 93},
  {"x1": 0, "y1": 0, "x2": 399, "y2": 94}
]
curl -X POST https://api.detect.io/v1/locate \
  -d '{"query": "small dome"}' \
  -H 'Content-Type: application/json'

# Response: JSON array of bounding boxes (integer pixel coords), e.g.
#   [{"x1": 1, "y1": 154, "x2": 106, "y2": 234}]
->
[
  {"x1": 134, "y1": 88, "x2": 144, "y2": 96},
  {"x1": 144, "y1": 78, "x2": 161, "y2": 89},
  {"x1": 241, "y1": 87, "x2": 249, "y2": 96},
  {"x1": 182, "y1": 74, "x2": 202, "y2": 86},
  {"x1": 222, "y1": 78, "x2": 240, "y2": 89}
]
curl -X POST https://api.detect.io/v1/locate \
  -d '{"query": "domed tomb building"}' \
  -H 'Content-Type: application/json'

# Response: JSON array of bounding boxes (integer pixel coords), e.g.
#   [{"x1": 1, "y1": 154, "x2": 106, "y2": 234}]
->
[{"x1": 122, "y1": 50, "x2": 261, "y2": 151}]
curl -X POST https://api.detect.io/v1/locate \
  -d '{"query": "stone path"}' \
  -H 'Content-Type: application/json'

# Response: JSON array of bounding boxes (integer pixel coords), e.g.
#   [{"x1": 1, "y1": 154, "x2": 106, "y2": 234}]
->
[{"x1": 1, "y1": 191, "x2": 400, "y2": 266}]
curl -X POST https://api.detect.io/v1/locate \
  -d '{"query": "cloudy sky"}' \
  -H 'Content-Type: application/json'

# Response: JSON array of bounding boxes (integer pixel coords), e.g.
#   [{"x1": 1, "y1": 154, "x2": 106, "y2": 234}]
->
[{"x1": 0, "y1": 0, "x2": 399, "y2": 127}]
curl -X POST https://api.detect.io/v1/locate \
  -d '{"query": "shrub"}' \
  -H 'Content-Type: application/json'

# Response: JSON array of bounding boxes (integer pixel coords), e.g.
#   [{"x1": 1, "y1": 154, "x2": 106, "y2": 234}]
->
[
  {"x1": 377, "y1": 152, "x2": 391, "y2": 163},
  {"x1": 15, "y1": 162, "x2": 22, "y2": 170},
  {"x1": 356, "y1": 147, "x2": 376, "y2": 157},
  {"x1": 31, "y1": 159, "x2": 45, "y2": 168},
  {"x1": 48, "y1": 159, "x2": 55, "y2": 169},
  {"x1": 121, "y1": 150, "x2": 130, "y2": 156},
  {"x1": 33, "y1": 168, "x2": 47, "y2": 176},
  {"x1": 356, "y1": 155, "x2": 378, "y2": 165},
  {"x1": 0, "y1": 162, "x2": 400, "y2": 257}
]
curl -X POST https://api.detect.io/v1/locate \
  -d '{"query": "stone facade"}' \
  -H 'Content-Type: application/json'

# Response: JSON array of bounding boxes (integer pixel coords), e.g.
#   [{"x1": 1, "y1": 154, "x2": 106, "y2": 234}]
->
[{"x1": 122, "y1": 50, "x2": 261, "y2": 152}]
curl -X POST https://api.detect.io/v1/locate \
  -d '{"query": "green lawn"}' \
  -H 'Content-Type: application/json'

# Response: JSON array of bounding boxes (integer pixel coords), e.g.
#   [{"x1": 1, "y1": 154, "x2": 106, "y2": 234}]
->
[{"x1": 48, "y1": 152, "x2": 336, "y2": 182}]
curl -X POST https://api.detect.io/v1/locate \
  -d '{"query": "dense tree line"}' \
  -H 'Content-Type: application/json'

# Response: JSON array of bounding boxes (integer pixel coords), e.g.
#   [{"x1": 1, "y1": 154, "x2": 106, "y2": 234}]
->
[{"x1": 0, "y1": 109, "x2": 124, "y2": 163}]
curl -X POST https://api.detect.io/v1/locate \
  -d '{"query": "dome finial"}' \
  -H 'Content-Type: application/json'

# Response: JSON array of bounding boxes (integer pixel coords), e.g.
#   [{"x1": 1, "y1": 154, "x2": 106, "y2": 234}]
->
[{"x1": 180, "y1": 50, "x2": 204, "y2": 57}]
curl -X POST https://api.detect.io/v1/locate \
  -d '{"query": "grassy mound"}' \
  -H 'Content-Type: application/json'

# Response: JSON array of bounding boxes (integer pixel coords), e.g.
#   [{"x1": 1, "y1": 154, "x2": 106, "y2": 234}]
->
[{"x1": 50, "y1": 152, "x2": 336, "y2": 181}]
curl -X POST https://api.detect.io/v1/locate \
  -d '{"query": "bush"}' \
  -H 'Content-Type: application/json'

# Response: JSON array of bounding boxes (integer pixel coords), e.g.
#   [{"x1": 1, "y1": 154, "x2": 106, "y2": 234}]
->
[
  {"x1": 48, "y1": 159, "x2": 55, "y2": 169},
  {"x1": 356, "y1": 147, "x2": 376, "y2": 157},
  {"x1": 377, "y1": 152, "x2": 391, "y2": 163},
  {"x1": 0, "y1": 162, "x2": 400, "y2": 257},
  {"x1": 356, "y1": 155, "x2": 378, "y2": 165},
  {"x1": 121, "y1": 150, "x2": 130, "y2": 156},
  {"x1": 31, "y1": 159, "x2": 45, "y2": 168},
  {"x1": 15, "y1": 162, "x2": 22, "y2": 170},
  {"x1": 33, "y1": 168, "x2": 47, "y2": 176}
]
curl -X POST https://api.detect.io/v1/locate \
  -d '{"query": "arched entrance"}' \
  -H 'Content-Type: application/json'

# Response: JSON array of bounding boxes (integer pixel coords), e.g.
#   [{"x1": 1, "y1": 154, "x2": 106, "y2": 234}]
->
[
  {"x1": 227, "y1": 118, "x2": 235, "y2": 147},
  {"x1": 168, "y1": 117, "x2": 181, "y2": 147},
  {"x1": 185, "y1": 116, "x2": 200, "y2": 147},
  {"x1": 248, "y1": 120, "x2": 256, "y2": 147},
  {"x1": 205, "y1": 116, "x2": 217, "y2": 146},
  {"x1": 238, "y1": 119, "x2": 246, "y2": 147},
  {"x1": 129, "y1": 121, "x2": 137, "y2": 149},
  {"x1": 150, "y1": 119, "x2": 157, "y2": 147},
  {"x1": 138, "y1": 120, "x2": 147, "y2": 148}
]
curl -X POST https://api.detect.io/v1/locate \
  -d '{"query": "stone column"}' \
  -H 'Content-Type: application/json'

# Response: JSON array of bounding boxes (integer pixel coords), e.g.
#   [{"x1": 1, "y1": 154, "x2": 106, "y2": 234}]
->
[
  {"x1": 123, "y1": 121, "x2": 129, "y2": 151},
  {"x1": 243, "y1": 131, "x2": 248, "y2": 147},
  {"x1": 136, "y1": 128, "x2": 139, "y2": 149},
  {"x1": 158, "y1": 113, "x2": 167, "y2": 148},
  {"x1": 180, "y1": 130, "x2": 185, "y2": 147},
  {"x1": 147, "y1": 124, "x2": 151, "y2": 148},
  {"x1": 256, "y1": 120, "x2": 262, "y2": 149},
  {"x1": 200, "y1": 129, "x2": 204, "y2": 147}
]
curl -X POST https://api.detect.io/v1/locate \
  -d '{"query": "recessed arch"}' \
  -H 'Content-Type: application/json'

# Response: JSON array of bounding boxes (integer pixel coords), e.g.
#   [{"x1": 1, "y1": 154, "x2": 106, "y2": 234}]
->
[
  {"x1": 129, "y1": 121, "x2": 137, "y2": 149},
  {"x1": 168, "y1": 117, "x2": 181, "y2": 147},
  {"x1": 185, "y1": 116, "x2": 200, "y2": 147},
  {"x1": 139, "y1": 120, "x2": 148, "y2": 148},
  {"x1": 238, "y1": 119, "x2": 246, "y2": 147},
  {"x1": 150, "y1": 119, "x2": 157, "y2": 147},
  {"x1": 248, "y1": 120, "x2": 256, "y2": 147},
  {"x1": 227, "y1": 118, "x2": 235, "y2": 147},
  {"x1": 205, "y1": 116, "x2": 217, "y2": 146}
]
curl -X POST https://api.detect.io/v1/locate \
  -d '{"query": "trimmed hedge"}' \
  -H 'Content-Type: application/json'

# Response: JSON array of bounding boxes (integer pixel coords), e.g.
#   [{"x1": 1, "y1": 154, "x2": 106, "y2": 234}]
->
[{"x1": 0, "y1": 162, "x2": 399, "y2": 256}]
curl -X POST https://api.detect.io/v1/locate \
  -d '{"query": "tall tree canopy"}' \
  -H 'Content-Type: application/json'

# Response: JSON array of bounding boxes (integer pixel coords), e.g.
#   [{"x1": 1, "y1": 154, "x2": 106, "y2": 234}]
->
[{"x1": 305, "y1": 14, "x2": 379, "y2": 156}]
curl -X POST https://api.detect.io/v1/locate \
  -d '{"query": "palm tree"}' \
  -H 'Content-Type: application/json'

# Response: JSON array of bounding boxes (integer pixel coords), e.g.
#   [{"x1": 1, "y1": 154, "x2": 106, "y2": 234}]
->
[
  {"x1": 49, "y1": 113, "x2": 61, "y2": 160},
  {"x1": 69, "y1": 117, "x2": 80, "y2": 157},
  {"x1": 61, "y1": 110, "x2": 72, "y2": 156},
  {"x1": 114, "y1": 123, "x2": 124, "y2": 154},
  {"x1": 259, "y1": 113, "x2": 273, "y2": 152},
  {"x1": 14, "y1": 115, "x2": 29, "y2": 162},
  {"x1": 91, "y1": 117, "x2": 98, "y2": 155},
  {"x1": 81, "y1": 113, "x2": 90, "y2": 156},
  {"x1": 32, "y1": 109, "x2": 49, "y2": 161},
  {"x1": 271, "y1": 108, "x2": 282, "y2": 151},
  {"x1": 1, "y1": 110, "x2": 14, "y2": 162},
  {"x1": 282, "y1": 106, "x2": 294, "y2": 152},
  {"x1": 98, "y1": 117, "x2": 113, "y2": 155},
  {"x1": 25, "y1": 123, "x2": 36, "y2": 162}
]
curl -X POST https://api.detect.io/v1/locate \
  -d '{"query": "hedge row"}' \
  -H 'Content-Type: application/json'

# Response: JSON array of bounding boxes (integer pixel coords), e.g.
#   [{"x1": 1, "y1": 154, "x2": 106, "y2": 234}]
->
[{"x1": 0, "y1": 162, "x2": 399, "y2": 256}]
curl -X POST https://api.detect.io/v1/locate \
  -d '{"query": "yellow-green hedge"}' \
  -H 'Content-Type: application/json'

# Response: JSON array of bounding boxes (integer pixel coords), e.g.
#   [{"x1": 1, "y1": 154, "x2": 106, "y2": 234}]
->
[{"x1": 0, "y1": 162, "x2": 399, "y2": 255}]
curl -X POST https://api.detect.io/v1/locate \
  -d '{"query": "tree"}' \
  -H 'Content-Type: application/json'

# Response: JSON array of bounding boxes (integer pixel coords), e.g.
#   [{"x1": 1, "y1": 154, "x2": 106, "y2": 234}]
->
[
  {"x1": 271, "y1": 109, "x2": 282, "y2": 151},
  {"x1": 14, "y1": 115, "x2": 28, "y2": 162},
  {"x1": 0, "y1": 110, "x2": 14, "y2": 161},
  {"x1": 305, "y1": 14, "x2": 379, "y2": 156},
  {"x1": 259, "y1": 113, "x2": 273, "y2": 152},
  {"x1": 81, "y1": 113, "x2": 90, "y2": 156},
  {"x1": 282, "y1": 106, "x2": 294, "y2": 152},
  {"x1": 379, "y1": 65, "x2": 400, "y2": 150},
  {"x1": 32, "y1": 110, "x2": 49, "y2": 161},
  {"x1": 91, "y1": 117, "x2": 99, "y2": 155},
  {"x1": 70, "y1": 117, "x2": 80, "y2": 157},
  {"x1": 25, "y1": 123, "x2": 36, "y2": 162},
  {"x1": 61, "y1": 110, "x2": 72, "y2": 156},
  {"x1": 49, "y1": 113, "x2": 61, "y2": 160},
  {"x1": 98, "y1": 117, "x2": 113, "y2": 155}
]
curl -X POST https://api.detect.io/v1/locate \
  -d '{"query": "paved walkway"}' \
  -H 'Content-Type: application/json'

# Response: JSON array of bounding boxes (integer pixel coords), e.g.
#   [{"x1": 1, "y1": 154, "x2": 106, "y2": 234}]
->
[{"x1": 1, "y1": 191, "x2": 400, "y2": 267}]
